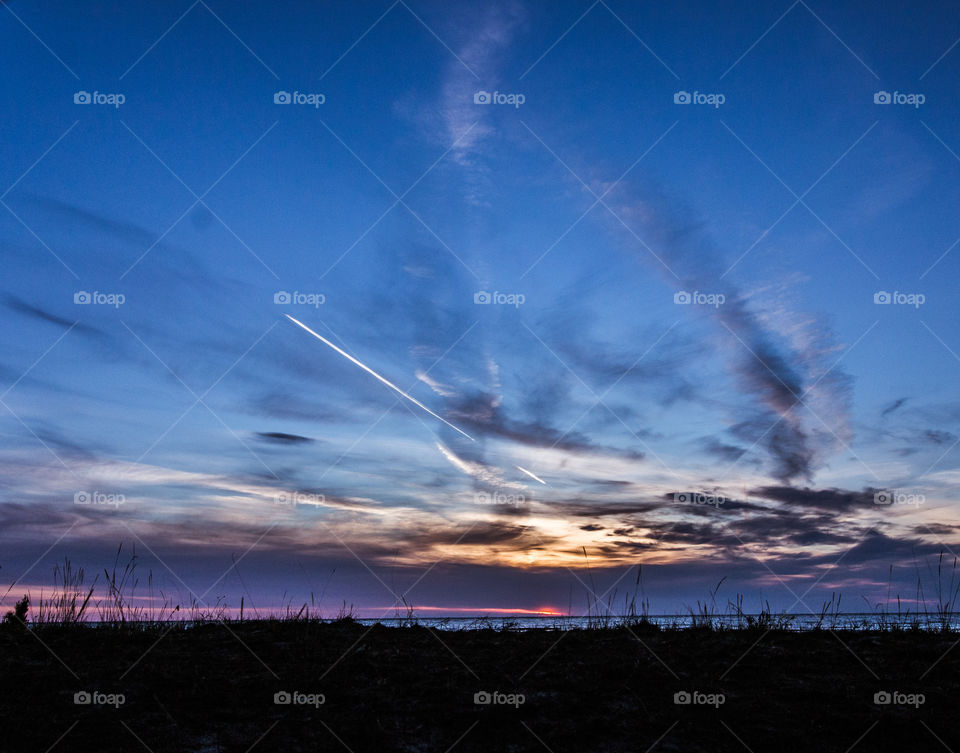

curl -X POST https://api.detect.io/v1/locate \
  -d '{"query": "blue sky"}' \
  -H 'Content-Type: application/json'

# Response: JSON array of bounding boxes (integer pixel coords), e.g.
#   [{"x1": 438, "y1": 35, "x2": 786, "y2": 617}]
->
[{"x1": 2, "y1": 0, "x2": 960, "y2": 617}]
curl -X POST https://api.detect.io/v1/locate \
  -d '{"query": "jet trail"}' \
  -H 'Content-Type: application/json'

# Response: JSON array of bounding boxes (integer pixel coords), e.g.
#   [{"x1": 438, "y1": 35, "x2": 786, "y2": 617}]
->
[
  {"x1": 284, "y1": 314, "x2": 475, "y2": 441},
  {"x1": 516, "y1": 465, "x2": 546, "y2": 485}
]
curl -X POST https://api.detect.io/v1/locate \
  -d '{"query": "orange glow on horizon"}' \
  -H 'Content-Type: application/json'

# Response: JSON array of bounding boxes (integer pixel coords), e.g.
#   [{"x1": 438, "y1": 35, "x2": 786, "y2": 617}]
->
[{"x1": 372, "y1": 605, "x2": 566, "y2": 616}]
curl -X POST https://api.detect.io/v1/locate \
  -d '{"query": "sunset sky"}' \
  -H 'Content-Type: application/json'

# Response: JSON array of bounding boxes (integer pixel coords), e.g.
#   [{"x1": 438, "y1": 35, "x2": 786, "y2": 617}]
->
[{"x1": 2, "y1": 0, "x2": 959, "y2": 618}]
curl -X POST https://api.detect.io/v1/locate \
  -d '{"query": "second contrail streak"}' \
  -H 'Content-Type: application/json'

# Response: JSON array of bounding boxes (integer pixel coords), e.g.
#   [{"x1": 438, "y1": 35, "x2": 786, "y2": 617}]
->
[
  {"x1": 516, "y1": 465, "x2": 547, "y2": 485},
  {"x1": 284, "y1": 314, "x2": 475, "y2": 441}
]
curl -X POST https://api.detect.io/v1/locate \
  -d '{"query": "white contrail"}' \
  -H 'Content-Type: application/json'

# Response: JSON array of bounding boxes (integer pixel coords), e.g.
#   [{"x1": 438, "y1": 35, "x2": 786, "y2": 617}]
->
[
  {"x1": 516, "y1": 465, "x2": 546, "y2": 485},
  {"x1": 284, "y1": 314, "x2": 475, "y2": 441}
]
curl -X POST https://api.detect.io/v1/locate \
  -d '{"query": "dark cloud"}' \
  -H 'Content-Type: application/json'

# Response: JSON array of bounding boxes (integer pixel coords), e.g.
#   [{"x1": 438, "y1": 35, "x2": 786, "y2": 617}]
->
[
  {"x1": 4, "y1": 295, "x2": 103, "y2": 337},
  {"x1": 923, "y1": 429, "x2": 956, "y2": 445},
  {"x1": 30, "y1": 197, "x2": 162, "y2": 248},
  {"x1": 1, "y1": 488, "x2": 955, "y2": 616},
  {"x1": 554, "y1": 330, "x2": 709, "y2": 407},
  {"x1": 749, "y1": 485, "x2": 877, "y2": 510},
  {"x1": 881, "y1": 397, "x2": 909, "y2": 417},
  {"x1": 729, "y1": 417, "x2": 814, "y2": 481},
  {"x1": 723, "y1": 331, "x2": 803, "y2": 416},
  {"x1": 20, "y1": 196, "x2": 212, "y2": 286},
  {"x1": 786, "y1": 529, "x2": 856, "y2": 546},
  {"x1": 0, "y1": 502, "x2": 77, "y2": 530},
  {"x1": 700, "y1": 437, "x2": 749, "y2": 463},
  {"x1": 734, "y1": 510, "x2": 859, "y2": 547},
  {"x1": 255, "y1": 432, "x2": 315, "y2": 444},
  {"x1": 546, "y1": 500, "x2": 660, "y2": 518},
  {"x1": 585, "y1": 479, "x2": 634, "y2": 490},
  {"x1": 839, "y1": 532, "x2": 943, "y2": 565},
  {"x1": 593, "y1": 182, "x2": 855, "y2": 482},
  {"x1": 638, "y1": 519, "x2": 742, "y2": 548},
  {"x1": 399, "y1": 521, "x2": 542, "y2": 549},
  {"x1": 914, "y1": 523, "x2": 960, "y2": 537},
  {"x1": 448, "y1": 390, "x2": 645, "y2": 459}
]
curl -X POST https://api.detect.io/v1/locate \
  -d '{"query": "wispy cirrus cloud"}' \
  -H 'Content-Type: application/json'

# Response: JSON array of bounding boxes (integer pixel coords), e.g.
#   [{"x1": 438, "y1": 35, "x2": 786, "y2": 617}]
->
[
  {"x1": 438, "y1": 2, "x2": 525, "y2": 169},
  {"x1": 585, "y1": 183, "x2": 857, "y2": 482}
]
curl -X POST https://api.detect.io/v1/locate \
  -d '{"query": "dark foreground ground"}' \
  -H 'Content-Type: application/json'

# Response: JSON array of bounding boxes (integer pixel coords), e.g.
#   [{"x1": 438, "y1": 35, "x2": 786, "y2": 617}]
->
[{"x1": 2, "y1": 619, "x2": 958, "y2": 752}]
